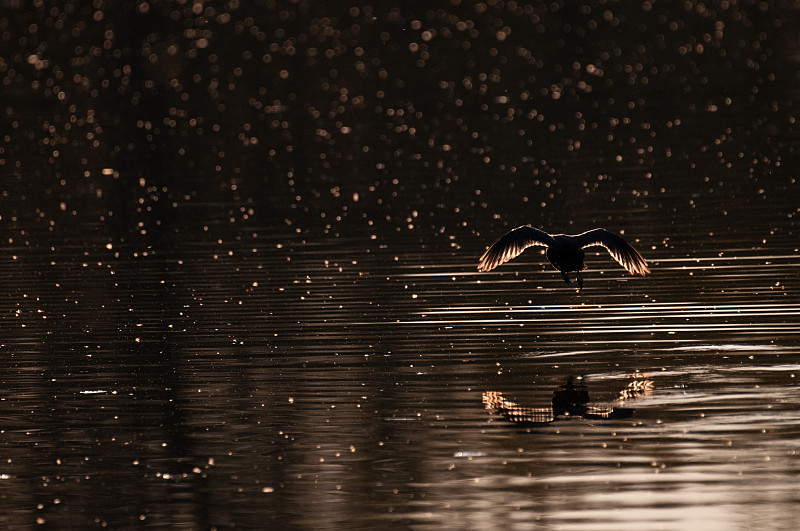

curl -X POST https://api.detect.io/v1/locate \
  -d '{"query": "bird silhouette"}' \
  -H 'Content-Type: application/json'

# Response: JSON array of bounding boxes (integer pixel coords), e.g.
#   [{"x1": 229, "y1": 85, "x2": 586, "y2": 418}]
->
[
  {"x1": 482, "y1": 374, "x2": 654, "y2": 427},
  {"x1": 477, "y1": 226, "x2": 649, "y2": 288}
]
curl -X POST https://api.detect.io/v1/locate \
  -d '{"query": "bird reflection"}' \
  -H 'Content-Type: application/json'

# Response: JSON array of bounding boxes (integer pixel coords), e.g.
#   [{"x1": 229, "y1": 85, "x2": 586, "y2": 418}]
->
[
  {"x1": 477, "y1": 227, "x2": 649, "y2": 288},
  {"x1": 483, "y1": 374, "x2": 653, "y2": 427}
]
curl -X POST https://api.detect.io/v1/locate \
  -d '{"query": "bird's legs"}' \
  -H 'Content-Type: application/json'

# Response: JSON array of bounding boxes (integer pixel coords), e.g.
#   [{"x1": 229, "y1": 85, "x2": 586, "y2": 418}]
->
[{"x1": 560, "y1": 271, "x2": 583, "y2": 290}]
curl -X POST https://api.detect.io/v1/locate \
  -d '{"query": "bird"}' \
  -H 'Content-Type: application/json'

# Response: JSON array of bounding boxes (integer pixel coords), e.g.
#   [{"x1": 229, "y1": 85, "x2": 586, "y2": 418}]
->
[{"x1": 477, "y1": 226, "x2": 650, "y2": 288}]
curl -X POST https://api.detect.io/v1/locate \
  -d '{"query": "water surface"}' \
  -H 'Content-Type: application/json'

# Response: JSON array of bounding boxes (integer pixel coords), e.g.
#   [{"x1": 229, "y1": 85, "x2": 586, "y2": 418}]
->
[{"x1": 2, "y1": 2, "x2": 799, "y2": 529}]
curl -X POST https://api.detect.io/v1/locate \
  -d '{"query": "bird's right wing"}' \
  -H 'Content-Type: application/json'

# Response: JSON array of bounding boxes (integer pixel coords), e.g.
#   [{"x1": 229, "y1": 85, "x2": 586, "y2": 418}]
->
[
  {"x1": 477, "y1": 226, "x2": 556, "y2": 272},
  {"x1": 574, "y1": 228, "x2": 650, "y2": 276}
]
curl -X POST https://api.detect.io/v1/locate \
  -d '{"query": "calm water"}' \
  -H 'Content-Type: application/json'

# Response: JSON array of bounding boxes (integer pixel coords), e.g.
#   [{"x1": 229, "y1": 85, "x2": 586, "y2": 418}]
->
[{"x1": 2, "y1": 2, "x2": 800, "y2": 529}]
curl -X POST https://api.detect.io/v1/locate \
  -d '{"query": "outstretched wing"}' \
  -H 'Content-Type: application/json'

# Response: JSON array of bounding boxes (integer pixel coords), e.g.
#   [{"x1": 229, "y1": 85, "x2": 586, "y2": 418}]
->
[
  {"x1": 574, "y1": 228, "x2": 650, "y2": 276},
  {"x1": 477, "y1": 226, "x2": 556, "y2": 272}
]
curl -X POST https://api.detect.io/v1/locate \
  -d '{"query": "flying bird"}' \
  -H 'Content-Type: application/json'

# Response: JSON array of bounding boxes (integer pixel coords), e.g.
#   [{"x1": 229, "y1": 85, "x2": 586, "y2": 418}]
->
[{"x1": 477, "y1": 226, "x2": 649, "y2": 288}]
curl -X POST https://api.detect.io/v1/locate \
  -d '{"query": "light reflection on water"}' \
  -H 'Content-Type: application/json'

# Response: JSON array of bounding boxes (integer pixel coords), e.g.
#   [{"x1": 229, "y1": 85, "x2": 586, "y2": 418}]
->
[
  {"x1": 3, "y1": 213, "x2": 799, "y2": 528},
  {"x1": 3, "y1": 1, "x2": 800, "y2": 528}
]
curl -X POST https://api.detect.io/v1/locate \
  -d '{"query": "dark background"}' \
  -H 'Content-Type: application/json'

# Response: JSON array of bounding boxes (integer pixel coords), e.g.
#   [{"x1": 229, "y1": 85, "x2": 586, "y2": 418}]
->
[{"x1": 3, "y1": 1, "x2": 798, "y2": 242}]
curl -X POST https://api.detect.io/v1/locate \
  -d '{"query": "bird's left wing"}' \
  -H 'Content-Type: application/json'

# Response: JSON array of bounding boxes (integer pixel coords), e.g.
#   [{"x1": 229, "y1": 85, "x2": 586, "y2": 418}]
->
[
  {"x1": 477, "y1": 226, "x2": 555, "y2": 272},
  {"x1": 574, "y1": 229, "x2": 650, "y2": 276}
]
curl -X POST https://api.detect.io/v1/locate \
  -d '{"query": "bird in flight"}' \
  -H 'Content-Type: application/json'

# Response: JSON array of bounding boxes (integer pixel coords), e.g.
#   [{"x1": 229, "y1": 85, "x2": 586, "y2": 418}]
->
[{"x1": 477, "y1": 226, "x2": 650, "y2": 288}]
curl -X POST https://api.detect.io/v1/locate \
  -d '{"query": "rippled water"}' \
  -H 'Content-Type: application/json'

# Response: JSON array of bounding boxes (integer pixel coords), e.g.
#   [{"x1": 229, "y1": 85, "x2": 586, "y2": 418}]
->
[
  {"x1": 3, "y1": 193, "x2": 798, "y2": 529},
  {"x1": 3, "y1": 2, "x2": 800, "y2": 529}
]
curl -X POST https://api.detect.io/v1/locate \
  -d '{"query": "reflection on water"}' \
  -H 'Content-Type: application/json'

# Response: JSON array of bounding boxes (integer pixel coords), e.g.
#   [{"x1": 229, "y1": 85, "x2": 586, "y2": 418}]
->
[
  {"x1": 2, "y1": 1, "x2": 800, "y2": 529},
  {"x1": 3, "y1": 223, "x2": 798, "y2": 529},
  {"x1": 484, "y1": 374, "x2": 653, "y2": 427}
]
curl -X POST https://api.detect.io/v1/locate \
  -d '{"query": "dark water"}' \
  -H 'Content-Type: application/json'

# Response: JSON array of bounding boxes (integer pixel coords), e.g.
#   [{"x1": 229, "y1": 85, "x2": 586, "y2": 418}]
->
[{"x1": 2, "y1": 2, "x2": 800, "y2": 529}]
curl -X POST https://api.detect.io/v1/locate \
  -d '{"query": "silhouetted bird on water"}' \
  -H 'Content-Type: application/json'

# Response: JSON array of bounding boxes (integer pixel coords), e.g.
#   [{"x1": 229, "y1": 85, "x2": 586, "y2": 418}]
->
[
  {"x1": 477, "y1": 226, "x2": 649, "y2": 288},
  {"x1": 482, "y1": 374, "x2": 654, "y2": 427}
]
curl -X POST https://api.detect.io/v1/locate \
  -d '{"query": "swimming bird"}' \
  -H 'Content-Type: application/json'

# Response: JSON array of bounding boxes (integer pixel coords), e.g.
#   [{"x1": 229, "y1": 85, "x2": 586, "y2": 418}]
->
[{"x1": 477, "y1": 226, "x2": 649, "y2": 288}]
